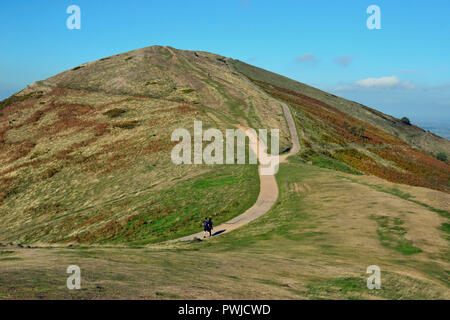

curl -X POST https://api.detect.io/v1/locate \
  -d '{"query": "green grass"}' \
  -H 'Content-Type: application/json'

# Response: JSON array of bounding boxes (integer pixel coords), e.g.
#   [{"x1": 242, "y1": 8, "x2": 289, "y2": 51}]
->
[
  {"x1": 410, "y1": 201, "x2": 450, "y2": 220},
  {"x1": 374, "y1": 186, "x2": 412, "y2": 201},
  {"x1": 72, "y1": 164, "x2": 259, "y2": 245},
  {"x1": 199, "y1": 162, "x2": 323, "y2": 253},
  {"x1": 305, "y1": 272, "x2": 441, "y2": 300},
  {"x1": 179, "y1": 88, "x2": 194, "y2": 94},
  {"x1": 155, "y1": 291, "x2": 181, "y2": 299},
  {"x1": 371, "y1": 215, "x2": 422, "y2": 255},
  {"x1": 0, "y1": 257, "x2": 21, "y2": 261},
  {"x1": 189, "y1": 176, "x2": 236, "y2": 189},
  {"x1": 302, "y1": 152, "x2": 361, "y2": 175},
  {"x1": 440, "y1": 223, "x2": 450, "y2": 235}
]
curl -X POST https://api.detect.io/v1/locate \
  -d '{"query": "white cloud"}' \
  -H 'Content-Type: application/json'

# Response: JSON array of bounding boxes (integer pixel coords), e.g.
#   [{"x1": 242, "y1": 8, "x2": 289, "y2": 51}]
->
[
  {"x1": 334, "y1": 55, "x2": 353, "y2": 67},
  {"x1": 296, "y1": 53, "x2": 318, "y2": 65},
  {"x1": 354, "y1": 76, "x2": 415, "y2": 89}
]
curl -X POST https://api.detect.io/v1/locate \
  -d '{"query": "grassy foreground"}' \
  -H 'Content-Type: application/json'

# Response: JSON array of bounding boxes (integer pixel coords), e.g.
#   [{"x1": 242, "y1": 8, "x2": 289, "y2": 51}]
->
[{"x1": 1, "y1": 159, "x2": 448, "y2": 299}]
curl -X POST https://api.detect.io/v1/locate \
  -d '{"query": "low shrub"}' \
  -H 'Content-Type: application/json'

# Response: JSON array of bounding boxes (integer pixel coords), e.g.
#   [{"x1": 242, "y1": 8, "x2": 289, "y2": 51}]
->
[
  {"x1": 436, "y1": 152, "x2": 448, "y2": 163},
  {"x1": 113, "y1": 120, "x2": 139, "y2": 129}
]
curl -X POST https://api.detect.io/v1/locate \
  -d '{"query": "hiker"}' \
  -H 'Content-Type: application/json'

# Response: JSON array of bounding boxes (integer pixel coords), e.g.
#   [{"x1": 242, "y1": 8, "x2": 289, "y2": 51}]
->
[
  {"x1": 207, "y1": 218, "x2": 213, "y2": 237},
  {"x1": 203, "y1": 217, "x2": 209, "y2": 238}
]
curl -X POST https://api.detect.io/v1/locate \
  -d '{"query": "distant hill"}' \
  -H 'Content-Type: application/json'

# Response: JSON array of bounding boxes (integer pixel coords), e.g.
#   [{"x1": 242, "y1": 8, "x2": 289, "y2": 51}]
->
[{"x1": 415, "y1": 120, "x2": 450, "y2": 140}]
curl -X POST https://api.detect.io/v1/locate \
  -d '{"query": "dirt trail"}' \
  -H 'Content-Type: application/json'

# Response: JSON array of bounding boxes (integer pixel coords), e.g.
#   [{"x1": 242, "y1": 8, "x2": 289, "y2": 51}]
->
[{"x1": 175, "y1": 93, "x2": 300, "y2": 241}]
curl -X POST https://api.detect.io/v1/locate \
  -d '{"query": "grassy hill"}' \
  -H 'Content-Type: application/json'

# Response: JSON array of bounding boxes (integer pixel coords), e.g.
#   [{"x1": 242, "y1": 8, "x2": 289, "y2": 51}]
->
[
  {"x1": 0, "y1": 46, "x2": 293, "y2": 245},
  {"x1": 0, "y1": 46, "x2": 449, "y2": 299}
]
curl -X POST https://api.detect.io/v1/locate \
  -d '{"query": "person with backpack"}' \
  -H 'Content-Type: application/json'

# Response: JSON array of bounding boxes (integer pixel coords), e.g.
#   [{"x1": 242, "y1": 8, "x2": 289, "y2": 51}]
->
[
  {"x1": 207, "y1": 217, "x2": 213, "y2": 237},
  {"x1": 202, "y1": 217, "x2": 209, "y2": 238}
]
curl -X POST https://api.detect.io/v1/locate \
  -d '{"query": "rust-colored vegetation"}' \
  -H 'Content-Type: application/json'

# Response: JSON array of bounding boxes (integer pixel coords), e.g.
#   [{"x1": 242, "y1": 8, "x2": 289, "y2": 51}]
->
[{"x1": 253, "y1": 79, "x2": 450, "y2": 193}]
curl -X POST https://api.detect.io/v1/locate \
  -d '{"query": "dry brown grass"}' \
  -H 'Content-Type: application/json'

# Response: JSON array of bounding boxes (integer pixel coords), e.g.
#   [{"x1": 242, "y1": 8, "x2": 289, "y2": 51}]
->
[
  {"x1": 0, "y1": 47, "x2": 279, "y2": 244},
  {"x1": 0, "y1": 163, "x2": 447, "y2": 299}
]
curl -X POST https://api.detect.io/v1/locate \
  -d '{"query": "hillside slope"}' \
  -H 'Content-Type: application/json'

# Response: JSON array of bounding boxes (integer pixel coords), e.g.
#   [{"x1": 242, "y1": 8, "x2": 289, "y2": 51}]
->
[
  {"x1": 0, "y1": 46, "x2": 292, "y2": 245},
  {"x1": 230, "y1": 59, "x2": 450, "y2": 156},
  {"x1": 0, "y1": 46, "x2": 449, "y2": 246},
  {"x1": 230, "y1": 59, "x2": 450, "y2": 193}
]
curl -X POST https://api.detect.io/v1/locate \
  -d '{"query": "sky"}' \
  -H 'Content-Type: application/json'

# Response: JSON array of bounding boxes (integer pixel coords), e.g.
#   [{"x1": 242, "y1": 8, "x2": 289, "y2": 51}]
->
[{"x1": 1, "y1": 0, "x2": 449, "y2": 129}]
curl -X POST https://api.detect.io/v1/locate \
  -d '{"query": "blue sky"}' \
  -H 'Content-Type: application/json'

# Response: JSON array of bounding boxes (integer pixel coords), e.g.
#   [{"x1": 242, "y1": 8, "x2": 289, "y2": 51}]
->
[{"x1": 1, "y1": 0, "x2": 449, "y2": 126}]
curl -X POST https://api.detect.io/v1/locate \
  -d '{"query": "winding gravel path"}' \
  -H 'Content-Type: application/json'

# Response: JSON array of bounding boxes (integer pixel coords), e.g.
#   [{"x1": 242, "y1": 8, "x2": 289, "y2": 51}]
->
[{"x1": 174, "y1": 99, "x2": 300, "y2": 242}]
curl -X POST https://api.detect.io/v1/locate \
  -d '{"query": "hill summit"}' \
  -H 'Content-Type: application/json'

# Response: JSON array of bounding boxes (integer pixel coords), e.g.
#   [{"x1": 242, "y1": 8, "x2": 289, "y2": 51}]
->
[{"x1": 0, "y1": 45, "x2": 449, "y2": 245}]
